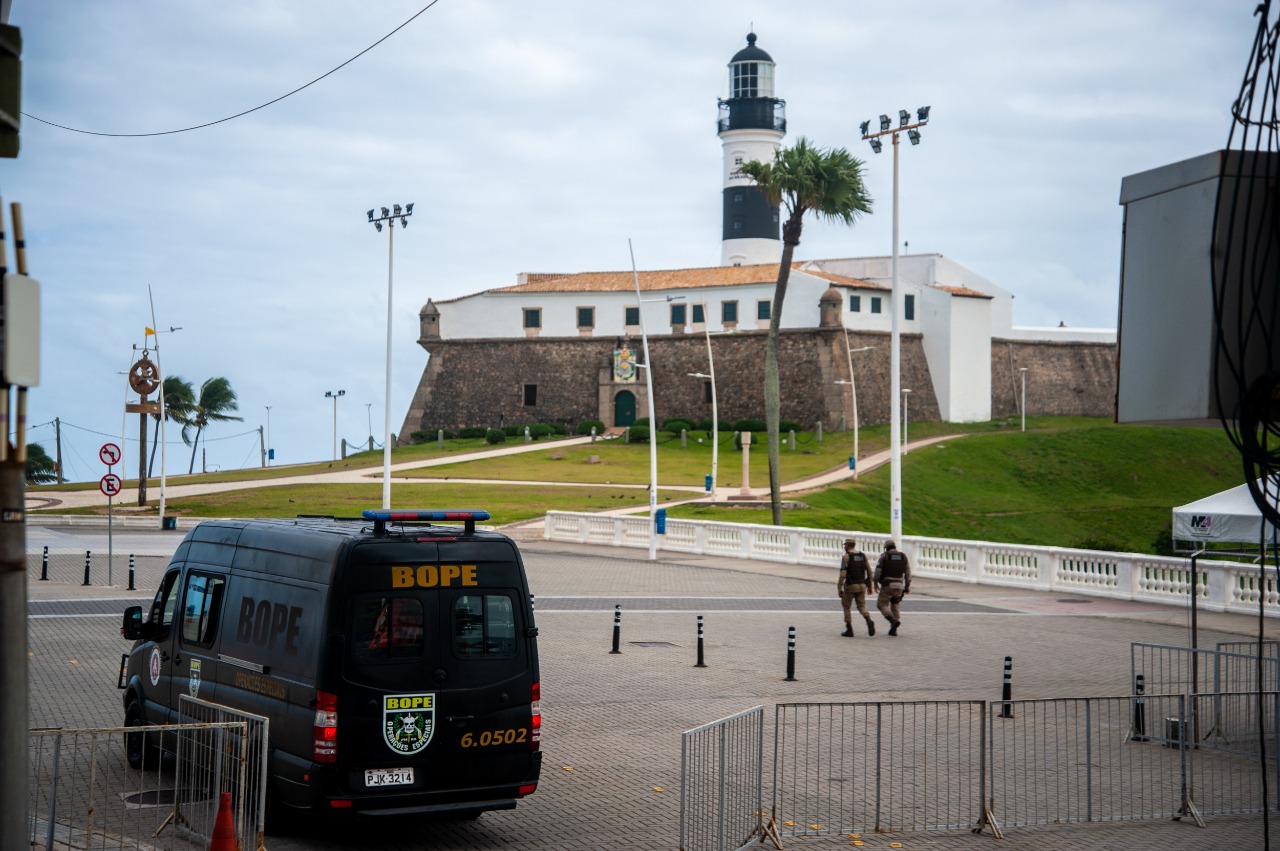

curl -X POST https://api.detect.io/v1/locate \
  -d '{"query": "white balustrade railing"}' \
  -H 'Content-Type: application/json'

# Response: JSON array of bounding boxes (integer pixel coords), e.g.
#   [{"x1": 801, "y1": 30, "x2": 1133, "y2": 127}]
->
[{"x1": 542, "y1": 512, "x2": 1277, "y2": 618}]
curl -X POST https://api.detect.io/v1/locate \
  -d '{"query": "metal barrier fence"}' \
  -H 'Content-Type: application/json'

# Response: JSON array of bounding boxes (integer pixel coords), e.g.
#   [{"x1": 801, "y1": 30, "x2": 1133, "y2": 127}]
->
[
  {"x1": 1133, "y1": 642, "x2": 1280, "y2": 697},
  {"x1": 679, "y1": 706, "x2": 769, "y2": 851},
  {"x1": 772, "y1": 701, "x2": 988, "y2": 838},
  {"x1": 28, "y1": 720, "x2": 255, "y2": 851},
  {"x1": 684, "y1": 693, "x2": 1280, "y2": 845},
  {"x1": 178, "y1": 696, "x2": 270, "y2": 851}
]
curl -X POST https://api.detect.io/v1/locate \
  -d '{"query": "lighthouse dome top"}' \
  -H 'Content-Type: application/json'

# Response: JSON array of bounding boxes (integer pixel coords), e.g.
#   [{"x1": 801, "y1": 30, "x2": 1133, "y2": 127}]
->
[{"x1": 731, "y1": 32, "x2": 773, "y2": 64}]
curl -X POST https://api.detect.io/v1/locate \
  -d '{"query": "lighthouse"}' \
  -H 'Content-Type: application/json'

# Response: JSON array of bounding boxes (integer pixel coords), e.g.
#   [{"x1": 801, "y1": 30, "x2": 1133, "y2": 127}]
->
[{"x1": 718, "y1": 32, "x2": 786, "y2": 266}]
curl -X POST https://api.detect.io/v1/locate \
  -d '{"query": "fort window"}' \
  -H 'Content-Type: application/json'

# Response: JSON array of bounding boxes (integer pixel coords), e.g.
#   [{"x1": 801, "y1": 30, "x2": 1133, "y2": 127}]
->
[
  {"x1": 870, "y1": 297, "x2": 882, "y2": 314},
  {"x1": 671, "y1": 303, "x2": 687, "y2": 326},
  {"x1": 523, "y1": 384, "x2": 538, "y2": 406},
  {"x1": 577, "y1": 306, "x2": 595, "y2": 329},
  {"x1": 523, "y1": 308, "x2": 541, "y2": 329},
  {"x1": 722, "y1": 301, "x2": 738, "y2": 323},
  {"x1": 850, "y1": 295, "x2": 861, "y2": 312},
  {"x1": 625, "y1": 306, "x2": 640, "y2": 327},
  {"x1": 905, "y1": 294, "x2": 915, "y2": 321},
  {"x1": 692, "y1": 303, "x2": 705, "y2": 324},
  {"x1": 757, "y1": 300, "x2": 771, "y2": 321}
]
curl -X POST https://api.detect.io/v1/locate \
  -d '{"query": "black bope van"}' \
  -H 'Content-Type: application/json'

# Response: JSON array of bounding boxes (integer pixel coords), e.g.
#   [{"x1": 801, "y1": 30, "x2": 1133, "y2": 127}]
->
[{"x1": 118, "y1": 509, "x2": 541, "y2": 819}]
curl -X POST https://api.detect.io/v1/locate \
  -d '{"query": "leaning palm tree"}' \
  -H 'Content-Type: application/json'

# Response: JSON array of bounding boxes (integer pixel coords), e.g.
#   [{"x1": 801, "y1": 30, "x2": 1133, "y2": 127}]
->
[
  {"x1": 737, "y1": 138, "x2": 873, "y2": 524},
  {"x1": 186, "y1": 377, "x2": 243, "y2": 474},
  {"x1": 26, "y1": 443, "x2": 57, "y2": 485},
  {"x1": 149, "y1": 375, "x2": 195, "y2": 478}
]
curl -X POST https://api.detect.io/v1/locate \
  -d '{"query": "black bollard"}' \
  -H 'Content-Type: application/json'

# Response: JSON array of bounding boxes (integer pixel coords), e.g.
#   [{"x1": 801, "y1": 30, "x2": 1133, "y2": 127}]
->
[
  {"x1": 609, "y1": 604, "x2": 621, "y2": 654},
  {"x1": 1131, "y1": 673, "x2": 1147, "y2": 741},
  {"x1": 999, "y1": 656, "x2": 1013, "y2": 718},
  {"x1": 128, "y1": 554, "x2": 136, "y2": 591},
  {"x1": 695, "y1": 615, "x2": 706, "y2": 668},
  {"x1": 40, "y1": 546, "x2": 48, "y2": 581},
  {"x1": 784, "y1": 626, "x2": 797, "y2": 681},
  {"x1": 82, "y1": 550, "x2": 91, "y2": 587}
]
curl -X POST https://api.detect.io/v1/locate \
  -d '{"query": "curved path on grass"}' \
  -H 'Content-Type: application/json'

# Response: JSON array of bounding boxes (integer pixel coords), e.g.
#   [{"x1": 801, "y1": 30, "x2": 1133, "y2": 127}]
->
[{"x1": 29, "y1": 433, "x2": 962, "y2": 513}]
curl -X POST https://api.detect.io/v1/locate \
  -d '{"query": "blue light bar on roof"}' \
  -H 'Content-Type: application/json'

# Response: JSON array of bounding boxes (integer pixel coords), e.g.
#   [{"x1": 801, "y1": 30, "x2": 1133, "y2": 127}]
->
[{"x1": 362, "y1": 509, "x2": 491, "y2": 523}]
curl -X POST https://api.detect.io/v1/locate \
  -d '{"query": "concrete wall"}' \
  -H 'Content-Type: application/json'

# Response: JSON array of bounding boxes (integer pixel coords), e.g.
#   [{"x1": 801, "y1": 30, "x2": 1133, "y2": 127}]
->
[{"x1": 990, "y1": 339, "x2": 1117, "y2": 420}]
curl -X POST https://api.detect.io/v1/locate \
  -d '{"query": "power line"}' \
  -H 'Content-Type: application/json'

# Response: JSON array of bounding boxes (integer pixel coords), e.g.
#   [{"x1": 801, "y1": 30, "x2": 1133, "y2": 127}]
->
[{"x1": 22, "y1": 1, "x2": 441, "y2": 138}]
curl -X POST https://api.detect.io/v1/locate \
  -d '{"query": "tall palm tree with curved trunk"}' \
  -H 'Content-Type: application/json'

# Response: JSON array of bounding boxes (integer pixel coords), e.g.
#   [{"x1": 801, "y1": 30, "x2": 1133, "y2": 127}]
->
[
  {"x1": 185, "y1": 377, "x2": 243, "y2": 474},
  {"x1": 149, "y1": 375, "x2": 195, "y2": 478},
  {"x1": 737, "y1": 137, "x2": 873, "y2": 524}
]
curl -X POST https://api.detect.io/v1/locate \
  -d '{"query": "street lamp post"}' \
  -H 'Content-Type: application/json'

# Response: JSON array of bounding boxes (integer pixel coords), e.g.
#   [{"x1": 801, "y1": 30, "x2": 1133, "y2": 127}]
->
[
  {"x1": 1020, "y1": 367, "x2": 1028, "y2": 432},
  {"x1": 861, "y1": 105, "x2": 930, "y2": 541},
  {"x1": 835, "y1": 338, "x2": 875, "y2": 479},
  {"x1": 688, "y1": 300, "x2": 720, "y2": 499},
  {"x1": 367, "y1": 203, "x2": 413, "y2": 509},
  {"x1": 325, "y1": 389, "x2": 345, "y2": 461}
]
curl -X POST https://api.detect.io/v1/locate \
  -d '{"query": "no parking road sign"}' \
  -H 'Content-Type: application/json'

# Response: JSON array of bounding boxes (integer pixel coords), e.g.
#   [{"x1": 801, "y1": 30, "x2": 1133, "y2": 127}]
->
[
  {"x1": 99, "y1": 473, "x2": 122, "y2": 497},
  {"x1": 99, "y1": 443, "x2": 121, "y2": 467}
]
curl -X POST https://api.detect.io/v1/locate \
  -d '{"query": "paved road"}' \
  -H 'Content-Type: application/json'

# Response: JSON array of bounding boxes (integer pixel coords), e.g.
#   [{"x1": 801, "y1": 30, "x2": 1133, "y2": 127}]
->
[{"x1": 24, "y1": 524, "x2": 1273, "y2": 849}]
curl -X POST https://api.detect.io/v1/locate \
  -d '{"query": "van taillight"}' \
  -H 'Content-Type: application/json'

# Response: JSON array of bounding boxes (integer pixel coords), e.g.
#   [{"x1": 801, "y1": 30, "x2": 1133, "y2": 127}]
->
[
  {"x1": 313, "y1": 690, "x2": 338, "y2": 763},
  {"x1": 531, "y1": 681, "x2": 541, "y2": 750}
]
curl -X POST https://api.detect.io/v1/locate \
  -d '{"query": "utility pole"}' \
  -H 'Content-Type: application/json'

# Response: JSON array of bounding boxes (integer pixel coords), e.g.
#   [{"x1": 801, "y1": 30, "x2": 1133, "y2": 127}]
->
[{"x1": 54, "y1": 415, "x2": 62, "y2": 484}]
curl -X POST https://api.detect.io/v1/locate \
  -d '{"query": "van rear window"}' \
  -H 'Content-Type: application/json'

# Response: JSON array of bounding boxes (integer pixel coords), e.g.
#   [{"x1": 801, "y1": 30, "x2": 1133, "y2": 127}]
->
[
  {"x1": 353, "y1": 595, "x2": 425, "y2": 663},
  {"x1": 453, "y1": 594, "x2": 516, "y2": 658}
]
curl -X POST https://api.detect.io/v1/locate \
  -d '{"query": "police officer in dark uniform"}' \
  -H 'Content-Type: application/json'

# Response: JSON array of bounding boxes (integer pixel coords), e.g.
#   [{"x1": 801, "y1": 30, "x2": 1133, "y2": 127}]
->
[
  {"x1": 836, "y1": 539, "x2": 876, "y2": 637},
  {"x1": 873, "y1": 540, "x2": 911, "y2": 636}
]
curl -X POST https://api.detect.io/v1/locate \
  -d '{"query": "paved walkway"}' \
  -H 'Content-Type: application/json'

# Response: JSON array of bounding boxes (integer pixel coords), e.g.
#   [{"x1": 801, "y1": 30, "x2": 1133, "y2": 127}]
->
[{"x1": 23, "y1": 523, "x2": 1275, "y2": 850}]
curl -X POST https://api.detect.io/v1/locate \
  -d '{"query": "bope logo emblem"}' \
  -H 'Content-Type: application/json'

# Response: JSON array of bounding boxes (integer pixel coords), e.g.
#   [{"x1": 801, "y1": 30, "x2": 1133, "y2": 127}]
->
[{"x1": 383, "y1": 693, "x2": 435, "y2": 755}]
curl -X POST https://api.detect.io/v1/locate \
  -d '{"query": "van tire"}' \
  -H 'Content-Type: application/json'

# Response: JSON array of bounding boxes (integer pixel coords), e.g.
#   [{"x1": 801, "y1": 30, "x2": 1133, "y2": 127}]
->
[{"x1": 124, "y1": 702, "x2": 157, "y2": 769}]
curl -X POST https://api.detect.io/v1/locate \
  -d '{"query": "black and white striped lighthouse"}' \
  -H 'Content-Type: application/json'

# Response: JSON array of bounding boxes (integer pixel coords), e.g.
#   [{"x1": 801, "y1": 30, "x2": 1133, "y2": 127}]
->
[{"x1": 717, "y1": 32, "x2": 786, "y2": 266}]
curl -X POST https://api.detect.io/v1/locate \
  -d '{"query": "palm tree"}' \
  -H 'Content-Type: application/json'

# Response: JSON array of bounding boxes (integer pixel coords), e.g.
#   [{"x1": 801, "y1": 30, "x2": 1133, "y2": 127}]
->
[
  {"x1": 149, "y1": 375, "x2": 195, "y2": 478},
  {"x1": 26, "y1": 443, "x2": 57, "y2": 485},
  {"x1": 737, "y1": 138, "x2": 873, "y2": 524},
  {"x1": 186, "y1": 377, "x2": 243, "y2": 474}
]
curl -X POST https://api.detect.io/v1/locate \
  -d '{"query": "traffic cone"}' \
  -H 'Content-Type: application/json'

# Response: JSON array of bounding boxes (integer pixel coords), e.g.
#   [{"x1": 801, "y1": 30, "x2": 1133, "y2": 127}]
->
[{"x1": 209, "y1": 791, "x2": 237, "y2": 851}]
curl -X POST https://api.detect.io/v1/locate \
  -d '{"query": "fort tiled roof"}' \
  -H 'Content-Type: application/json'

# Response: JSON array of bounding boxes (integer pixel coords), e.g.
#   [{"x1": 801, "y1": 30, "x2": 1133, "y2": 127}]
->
[
  {"x1": 480, "y1": 263, "x2": 885, "y2": 295},
  {"x1": 934, "y1": 284, "x2": 994, "y2": 299}
]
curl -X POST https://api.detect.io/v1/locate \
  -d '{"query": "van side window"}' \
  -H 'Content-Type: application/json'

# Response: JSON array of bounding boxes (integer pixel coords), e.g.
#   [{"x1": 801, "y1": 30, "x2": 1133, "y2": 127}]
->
[
  {"x1": 181, "y1": 573, "x2": 226, "y2": 647},
  {"x1": 453, "y1": 595, "x2": 516, "y2": 658},
  {"x1": 151, "y1": 570, "x2": 181, "y2": 638},
  {"x1": 352, "y1": 595, "x2": 425, "y2": 663}
]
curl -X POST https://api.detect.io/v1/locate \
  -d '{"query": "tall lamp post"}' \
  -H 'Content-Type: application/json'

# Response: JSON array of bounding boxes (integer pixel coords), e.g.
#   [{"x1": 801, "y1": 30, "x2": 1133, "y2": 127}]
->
[
  {"x1": 325, "y1": 389, "x2": 345, "y2": 461},
  {"x1": 367, "y1": 203, "x2": 413, "y2": 509},
  {"x1": 835, "y1": 337, "x2": 875, "y2": 478},
  {"x1": 689, "y1": 300, "x2": 720, "y2": 499},
  {"x1": 1020, "y1": 367, "x2": 1028, "y2": 432},
  {"x1": 264, "y1": 405, "x2": 272, "y2": 466},
  {"x1": 861, "y1": 105, "x2": 930, "y2": 541}
]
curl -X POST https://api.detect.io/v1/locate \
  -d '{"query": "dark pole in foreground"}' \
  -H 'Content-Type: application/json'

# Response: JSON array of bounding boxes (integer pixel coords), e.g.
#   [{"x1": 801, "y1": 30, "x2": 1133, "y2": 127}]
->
[
  {"x1": 784, "y1": 626, "x2": 797, "y2": 681},
  {"x1": 82, "y1": 550, "x2": 90, "y2": 586},
  {"x1": 610, "y1": 604, "x2": 621, "y2": 654},
  {"x1": 1131, "y1": 673, "x2": 1147, "y2": 741},
  {"x1": 39, "y1": 545, "x2": 46, "y2": 580},
  {"x1": 999, "y1": 656, "x2": 1013, "y2": 718},
  {"x1": 128, "y1": 553, "x2": 136, "y2": 591},
  {"x1": 695, "y1": 615, "x2": 706, "y2": 668}
]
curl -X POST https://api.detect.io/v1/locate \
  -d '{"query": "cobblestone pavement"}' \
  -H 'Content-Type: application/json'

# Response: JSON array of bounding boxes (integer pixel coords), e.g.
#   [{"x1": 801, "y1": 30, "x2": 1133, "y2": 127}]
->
[{"x1": 24, "y1": 527, "x2": 1277, "y2": 850}]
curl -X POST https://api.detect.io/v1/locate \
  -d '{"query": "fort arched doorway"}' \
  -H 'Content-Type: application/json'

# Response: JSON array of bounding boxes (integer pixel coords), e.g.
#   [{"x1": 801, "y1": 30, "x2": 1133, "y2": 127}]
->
[{"x1": 614, "y1": 391, "x2": 636, "y2": 427}]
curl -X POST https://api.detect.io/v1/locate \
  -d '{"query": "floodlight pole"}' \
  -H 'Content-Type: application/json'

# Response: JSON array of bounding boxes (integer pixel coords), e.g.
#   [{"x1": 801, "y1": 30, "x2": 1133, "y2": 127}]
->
[
  {"x1": 325, "y1": 389, "x2": 345, "y2": 461},
  {"x1": 368, "y1": 203, "x2": 413, "y2": 509},
  {"x1": 863, "y1": 107, "x2": 929, "y2": 541}
]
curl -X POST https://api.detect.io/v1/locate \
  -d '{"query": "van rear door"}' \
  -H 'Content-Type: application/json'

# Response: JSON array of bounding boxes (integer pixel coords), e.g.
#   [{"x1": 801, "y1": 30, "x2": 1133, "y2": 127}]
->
[{"x1": 336, "y1": 539, "x2": 538, "y2": 807}]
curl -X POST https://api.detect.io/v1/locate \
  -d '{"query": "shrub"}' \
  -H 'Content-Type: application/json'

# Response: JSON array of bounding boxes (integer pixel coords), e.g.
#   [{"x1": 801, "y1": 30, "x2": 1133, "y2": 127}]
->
[
  {"x1": 577, "y1": 419, "x2": 605, "y2": 435},
  {"x1": 695, "y1": 419, "x2": 713, "y2": 431},
  {"x1": 458, "y1": 427, "x2": 487, "y2": 439},
  {"x1": 503, "y1": 425, "x2": 522, "y2": 437},
  {"x1": 628, "y1": 425, "x2": 650, "y2": 443},
  {"x1": 409, "y1": 430, "x2": 430, "y2": 444},
  {"x1": 549, "y1": 423, "x2": 568, "y2": 436},
  {"x1": 529, "y1": 424, "x2": 554, "y2": 439},
  {"x1": 633, "y1": 417, "x2": 651, "y2": 427},
  {"x1": 662, "y1": 418, "x2": 694, "y2": 433},
  {"x1": 732, "y1": 418, "x2": 767, "y2": 432},
  {"x1": 485, "y1": 428, "x2": 506, "y2": 445},
  {"x1": 780, "y1": 420, "x2": 801, "y2": 433}
]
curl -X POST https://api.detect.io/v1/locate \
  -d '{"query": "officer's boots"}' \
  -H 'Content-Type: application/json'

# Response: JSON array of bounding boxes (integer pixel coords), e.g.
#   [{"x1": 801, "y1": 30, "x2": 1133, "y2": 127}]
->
[
  {"x1": 841, "y1": 624, "x2": 854, "y2": 637},
  {"x1": 865, "y1": 618, "x2": 876, "y2": 637}
]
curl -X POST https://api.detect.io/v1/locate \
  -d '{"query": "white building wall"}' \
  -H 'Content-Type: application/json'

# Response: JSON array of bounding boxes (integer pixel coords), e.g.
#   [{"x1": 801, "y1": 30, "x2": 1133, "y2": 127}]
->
[
  {"x1": 919, "y1": 287, "x2": 992, "y2": 422},
  {"x1": 720, "y1": 128, "x2": 784, "y2": 266}
]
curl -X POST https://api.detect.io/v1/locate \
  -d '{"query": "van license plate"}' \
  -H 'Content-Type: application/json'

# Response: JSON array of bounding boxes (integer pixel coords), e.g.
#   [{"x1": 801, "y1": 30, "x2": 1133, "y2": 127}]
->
[{"x1": 365, "y1": 768, "x2": 414, "y2": 787}]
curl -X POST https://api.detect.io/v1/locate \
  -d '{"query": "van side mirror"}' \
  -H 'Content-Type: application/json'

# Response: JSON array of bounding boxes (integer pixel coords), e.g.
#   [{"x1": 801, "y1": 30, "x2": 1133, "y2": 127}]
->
[{"x1": 121, "y1": 606, "x2": 145, "y2": 641}]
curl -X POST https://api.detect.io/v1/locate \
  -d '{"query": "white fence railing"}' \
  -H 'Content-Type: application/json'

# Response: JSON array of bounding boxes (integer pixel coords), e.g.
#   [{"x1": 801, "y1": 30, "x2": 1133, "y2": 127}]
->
[{"x1": 544, "y1": 512, "x2": 1280, "y2": 618}]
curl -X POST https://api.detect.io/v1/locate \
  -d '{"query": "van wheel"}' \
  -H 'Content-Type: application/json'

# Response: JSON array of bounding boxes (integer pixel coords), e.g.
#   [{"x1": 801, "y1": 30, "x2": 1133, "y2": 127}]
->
[{"x1": 124, "y1": 702, "x2": 157, "y2": 769}]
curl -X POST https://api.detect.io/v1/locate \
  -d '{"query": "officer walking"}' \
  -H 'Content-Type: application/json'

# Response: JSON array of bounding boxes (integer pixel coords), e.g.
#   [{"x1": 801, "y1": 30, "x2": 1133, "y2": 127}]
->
[
  {"x1": 874, "y1": 540, "x2": 912, "y2": 636},
  {"x1": 837, "y1": 538, "x2": 876, "y2": 637}
]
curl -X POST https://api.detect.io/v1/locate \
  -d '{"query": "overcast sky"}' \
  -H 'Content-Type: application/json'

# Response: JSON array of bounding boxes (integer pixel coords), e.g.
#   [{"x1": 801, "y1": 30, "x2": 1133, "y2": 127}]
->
[{"x1": 4, "y1": 0, "x2": 1260, "y2": 483}]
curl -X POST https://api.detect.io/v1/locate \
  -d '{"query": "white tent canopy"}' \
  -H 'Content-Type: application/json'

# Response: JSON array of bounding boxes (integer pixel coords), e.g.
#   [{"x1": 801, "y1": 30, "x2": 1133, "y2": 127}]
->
[{"x1": 1172, "y1": 477, "x2": 1279, "y2": 545}]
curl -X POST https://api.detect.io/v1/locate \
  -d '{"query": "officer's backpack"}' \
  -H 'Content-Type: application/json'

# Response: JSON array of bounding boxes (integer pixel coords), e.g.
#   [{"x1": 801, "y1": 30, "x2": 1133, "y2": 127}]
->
[{"x1": 845, "y1": 551, "x2": 869, "y2": 585}]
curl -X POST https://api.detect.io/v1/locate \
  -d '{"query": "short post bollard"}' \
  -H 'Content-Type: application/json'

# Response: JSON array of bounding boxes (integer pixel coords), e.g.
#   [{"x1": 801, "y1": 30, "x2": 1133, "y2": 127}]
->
[
  {"x1": 695, "y1": 615, "x2": 706, "y2": 668},
  {"x1": 128, "y1": 554, "x2": 136, "y2": 591},
  {"x1": 82, "y1": 550, "x2": 91, "y2": 587},
  {"x1": 437, "y1": 429, "x2": 444, "y2": 449},
  {"x1": 1131, "y1": 673, "x2": 1147, "y2": 741},
  {"x1": 784, "y1": 626, "x2": 797, "y2": 681},
  {"x1": 788, "y1": 429, "x2": 796, "y2": 451},
  {"x1": 40, "y1": 546, "x2": 48, "y2": 581},
  {"x1": 609, "y1": 604, "x2": 621, "y2": 654},
  {"x1": 815, "y1": 421, "x2": 823, "y2": 442},
  {"x1": 999, "y1": 656, "x2": 1014, "y2": 718}
]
